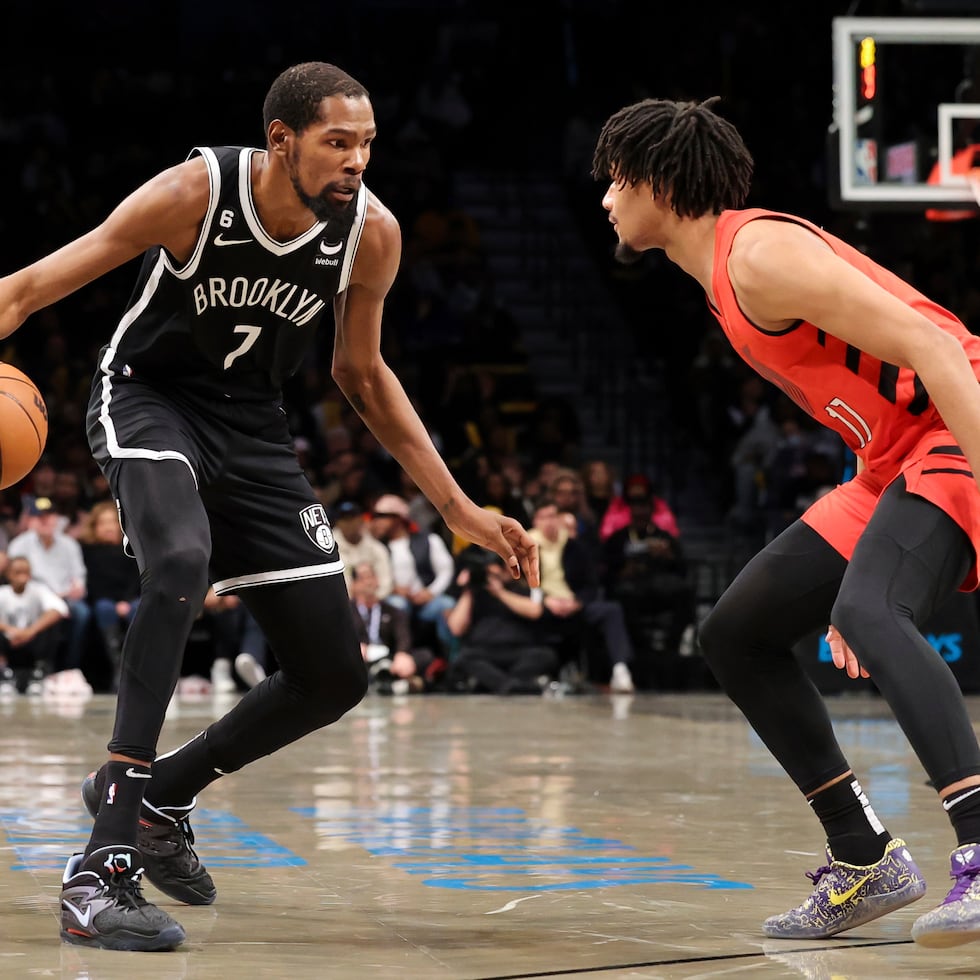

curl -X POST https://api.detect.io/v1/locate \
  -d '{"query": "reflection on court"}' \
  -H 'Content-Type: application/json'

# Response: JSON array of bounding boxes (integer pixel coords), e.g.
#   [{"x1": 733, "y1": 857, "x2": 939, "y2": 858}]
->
[{"x1": 2, "y1": 690, "x2": 980, "y2": 978}]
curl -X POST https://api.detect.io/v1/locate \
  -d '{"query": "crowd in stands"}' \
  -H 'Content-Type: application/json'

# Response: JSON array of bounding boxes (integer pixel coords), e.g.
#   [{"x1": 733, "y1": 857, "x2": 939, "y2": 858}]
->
[
  {"x1": 0, "y1": 449, "x2": 704, "y2": 699},
  {"x1": 0, "y1": 2, "x2": 978, "y2": 699}
]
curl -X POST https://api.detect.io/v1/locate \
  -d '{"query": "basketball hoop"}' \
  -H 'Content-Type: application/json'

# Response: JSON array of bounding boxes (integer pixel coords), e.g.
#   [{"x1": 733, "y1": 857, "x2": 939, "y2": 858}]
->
[{"x1": 926, "y1": 145, "x2": 980, "y2": 222}]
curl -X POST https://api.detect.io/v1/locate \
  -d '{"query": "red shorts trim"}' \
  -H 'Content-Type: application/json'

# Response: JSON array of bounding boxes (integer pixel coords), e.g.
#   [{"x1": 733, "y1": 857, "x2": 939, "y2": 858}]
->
[{"x1": 801, "y1": 430, "x2": 980, "y2": 591}]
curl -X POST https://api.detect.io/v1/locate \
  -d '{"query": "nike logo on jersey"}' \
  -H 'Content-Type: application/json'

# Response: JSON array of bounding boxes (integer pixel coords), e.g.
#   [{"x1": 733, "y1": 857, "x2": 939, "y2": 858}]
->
[
  {"x1": 319, "y1": 240, "x2": 343, "y2": 255},
  {"x1": 125, "y1": 768, "x2": 152, "y2": 779},
  {"x1": 213, "y1": 234, "x2": 252, "y2": 247}
]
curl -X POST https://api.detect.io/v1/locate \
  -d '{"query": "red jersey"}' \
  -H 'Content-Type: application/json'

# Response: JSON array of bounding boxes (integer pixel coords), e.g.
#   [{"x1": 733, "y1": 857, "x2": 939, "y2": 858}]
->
[{"x1": 709, "y1": 208, "x2": 980, "y2": 482}]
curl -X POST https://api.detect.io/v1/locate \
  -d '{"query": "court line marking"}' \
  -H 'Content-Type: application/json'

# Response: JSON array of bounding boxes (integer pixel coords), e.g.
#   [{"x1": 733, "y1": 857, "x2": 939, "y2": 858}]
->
[{"x1": 471, "y1": 938, "x2": 914, "y2": 979}]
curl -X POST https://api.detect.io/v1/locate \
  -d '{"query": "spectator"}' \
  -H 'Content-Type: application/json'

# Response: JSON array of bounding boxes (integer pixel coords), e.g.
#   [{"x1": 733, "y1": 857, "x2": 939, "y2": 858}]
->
[
  {"x1": 7, "y1": 495, "x2": 90, "y2": 674},
  {"x1": 78, "y1": 500, "x2": 141, "y2": 692},
  {"x1": 370, "y1": 492, "x2": 457, "y2": 656},
  {"x1": 0, "y1": 555, "x2": 68, "y2": 696},
  {"x1": 349, "y1": 561, "x2": 432, "y2": 694},
  {"x1": 331, "y1": 499, "x2": 394, "y2": 598},
  {"x1": 600, "y1": 473, "x2": 681, "y2": 542},
  {"x1": 51, "y1": 468, "x2": 89, "y2": 538},
  {"x1": 445, "y1": 546, "x2": 558, "y2": 694},
  {"x1": 581, "y1": 459, "x2": 622, "y2": 539},
  {"x1": 480, "y1": 468, "x2": 533, "y2": 526},
  {"x1": 602, "y1": 482, "x2": 698, "y2": 663},
  {"x1": 530, "y1": 497, "x2": 636, "y2": 694},
  {"x1": 549, "y1": 467, "x2": 600, "y2": 557}
]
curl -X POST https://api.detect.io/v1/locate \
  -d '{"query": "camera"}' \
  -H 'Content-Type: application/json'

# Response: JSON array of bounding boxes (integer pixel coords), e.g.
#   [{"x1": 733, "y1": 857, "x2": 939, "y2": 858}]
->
[{"x1": 460, "y1": 547, "x2": 497, "y2": 589}]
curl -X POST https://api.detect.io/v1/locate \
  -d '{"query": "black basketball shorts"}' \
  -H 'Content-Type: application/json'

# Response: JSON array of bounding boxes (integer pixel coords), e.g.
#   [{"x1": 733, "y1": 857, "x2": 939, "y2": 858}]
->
[{"x1": 87, "y1": 374, "x2": 343, "y2": 595}]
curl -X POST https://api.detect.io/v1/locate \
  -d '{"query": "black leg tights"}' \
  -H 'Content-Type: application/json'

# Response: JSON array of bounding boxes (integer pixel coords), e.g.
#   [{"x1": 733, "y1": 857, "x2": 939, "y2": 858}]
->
[
  {"x1": 110, "y1": 459, "x2": 211, "y2": 760},
  {"x1": 698, "y1": 520, "x2": 850, "y2": 795},
  {"x1": 700, "y1": 478, "x2": 980, "y2": 795},
  {"x1": 148, "y1": 572, "x2": 368, "y2": 807},
  {"x1": 832, "y1": 479, "x2": 980, "y2": 791},
  {"x1": 197, "y1": 574, "x2": 368, "y2": 774}
]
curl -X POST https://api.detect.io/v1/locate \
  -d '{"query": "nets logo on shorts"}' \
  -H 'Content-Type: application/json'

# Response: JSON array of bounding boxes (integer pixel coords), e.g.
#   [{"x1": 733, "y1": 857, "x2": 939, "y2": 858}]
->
[{"x1": 299, "y1": 504, "x2": 335, "y2": 553}]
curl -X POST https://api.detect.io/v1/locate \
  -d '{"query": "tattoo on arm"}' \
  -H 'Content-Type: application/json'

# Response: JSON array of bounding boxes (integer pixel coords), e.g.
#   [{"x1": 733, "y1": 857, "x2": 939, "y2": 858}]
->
[{"x1": 349, "y1": 393, "x2": 366, "y2": 413}]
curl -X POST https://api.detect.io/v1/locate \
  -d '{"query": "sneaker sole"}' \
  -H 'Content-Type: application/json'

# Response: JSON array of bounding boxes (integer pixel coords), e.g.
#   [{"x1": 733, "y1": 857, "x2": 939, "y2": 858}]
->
[
  {"x1": 912, "y1": 922, "x2": 980, "y2": 949},
  {"x1": 763, "y1": 878, "x2": 927, "y2": 939},
  {"x1": 60, "y1": 922, "x2": 186, "y2": 952},
  {"x1": 81, "y1": 774, "x2": 217, "y2": 906}
]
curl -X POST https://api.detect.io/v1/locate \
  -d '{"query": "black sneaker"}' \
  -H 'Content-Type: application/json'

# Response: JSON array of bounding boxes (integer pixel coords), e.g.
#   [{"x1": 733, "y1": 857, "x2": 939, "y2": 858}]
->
[
  {"x1": 82, "y1": 767, "x2": 217, "y2": 906},
  {"x1": 60, "y1": 845, "x2": 185, "y2": 951}
]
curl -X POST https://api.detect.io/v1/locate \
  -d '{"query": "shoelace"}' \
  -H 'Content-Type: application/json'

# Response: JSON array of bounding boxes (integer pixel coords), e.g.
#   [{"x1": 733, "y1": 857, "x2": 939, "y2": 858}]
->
[
  {"x1": 805, "y1": 865, "x2": 832, "y2": 885},
  {"x1": 105, "y1": 869, "x2": 148, "y2": 910}
]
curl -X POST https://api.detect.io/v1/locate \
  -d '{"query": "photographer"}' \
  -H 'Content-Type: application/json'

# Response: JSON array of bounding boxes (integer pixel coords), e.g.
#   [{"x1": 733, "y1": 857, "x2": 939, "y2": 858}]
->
[{"x1": 445, "y1": 546, "x2": 558, "y2": 695}]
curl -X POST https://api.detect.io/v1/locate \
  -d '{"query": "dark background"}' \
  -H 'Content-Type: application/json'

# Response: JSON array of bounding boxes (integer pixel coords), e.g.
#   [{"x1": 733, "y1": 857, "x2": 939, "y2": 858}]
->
[{"x1": 0, "y1": 0, "x2": 978, "y2": 522}]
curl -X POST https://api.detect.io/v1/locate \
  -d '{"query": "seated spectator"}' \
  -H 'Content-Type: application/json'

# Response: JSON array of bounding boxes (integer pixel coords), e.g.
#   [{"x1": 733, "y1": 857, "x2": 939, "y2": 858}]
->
[
  {"x1": 581, "y1": 459, "x2": 621, "y2": 539},
  {"x1": 194, "y1": 588, "x2": 268, "y2": 695},
  {"x1": 549, "y1": 468, "x2": 600, "y2": 557},
  {"x1": 445, "y1": 546, "x2": 558, "y2": 695},
  {"x1": 370, "y1": 493, "x2": 457, "y2": 657},
  {"x1": 8, "y1": 496, "x2": 90, "y2": 674},
  {"x1": 0, "y1": 555, "x2": 68, "y2": 696},
  {"x1": 349, "y1": 561, "x2": 432, "y2": 695},
  {"x1": 79, "y1": 500, "x2": 141, "y2": 692},
  {"x1": 600, "y1": 472, "x2": 681, "y2": 542},
  {"x1": 331, "y1": 499, "x2": 394, "y2": 598},
  {"x1": 51, "y1": 468, "x2": 90, "y2": 538},
  {"x1": 602, "y1": 483, "x2": 697, "y2": 661},
  {"x1": 479, "y1": 468, "x2": 533, "y2": 526},
  {"x1": 530, "y1": 497, "x2": 636, "y2": 694}
]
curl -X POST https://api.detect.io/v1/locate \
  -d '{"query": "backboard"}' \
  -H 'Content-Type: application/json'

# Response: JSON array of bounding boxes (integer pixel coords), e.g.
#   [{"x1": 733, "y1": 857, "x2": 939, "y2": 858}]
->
[{"x1": 830, "y1": 16, "x2": 980, "y2": 212}]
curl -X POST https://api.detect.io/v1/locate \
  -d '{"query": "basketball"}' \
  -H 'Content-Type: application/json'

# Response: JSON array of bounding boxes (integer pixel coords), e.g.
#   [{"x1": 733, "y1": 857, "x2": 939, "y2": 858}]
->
[{"x1": 0, "y1": 365, "x2": 48, "y2": 489}]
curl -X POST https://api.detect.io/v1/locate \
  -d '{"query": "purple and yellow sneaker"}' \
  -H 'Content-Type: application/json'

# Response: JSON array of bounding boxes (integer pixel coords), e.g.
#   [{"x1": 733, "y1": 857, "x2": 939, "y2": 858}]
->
[
  {"x1": 912, "y1": 843, "x2": 980, "y2": 947},
  {"x1": 763, "y1": 838, "x2": 926, "y2": 939}
]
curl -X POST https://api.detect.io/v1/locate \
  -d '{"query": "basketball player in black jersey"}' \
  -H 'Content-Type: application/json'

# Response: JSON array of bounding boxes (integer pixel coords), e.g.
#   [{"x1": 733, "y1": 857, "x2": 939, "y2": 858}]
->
[{"x1": 0, "y1": 62, "x2": 539, "y2": 952}]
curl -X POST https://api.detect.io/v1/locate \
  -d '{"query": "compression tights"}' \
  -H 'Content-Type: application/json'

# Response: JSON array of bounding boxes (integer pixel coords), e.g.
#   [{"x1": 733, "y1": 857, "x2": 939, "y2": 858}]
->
[
  {"x1": 698, "y1": 477, "x2": 980, "y2": 795},
  {"x1": 108, "y1": 458, "x2": 367, "y2": 770}
]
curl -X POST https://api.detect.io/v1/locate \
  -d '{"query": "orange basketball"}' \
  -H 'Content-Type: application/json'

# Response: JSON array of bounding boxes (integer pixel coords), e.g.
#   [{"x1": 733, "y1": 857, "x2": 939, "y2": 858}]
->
[{"x1": 0, "y1": 365, "x2": 48, "y2": 489}]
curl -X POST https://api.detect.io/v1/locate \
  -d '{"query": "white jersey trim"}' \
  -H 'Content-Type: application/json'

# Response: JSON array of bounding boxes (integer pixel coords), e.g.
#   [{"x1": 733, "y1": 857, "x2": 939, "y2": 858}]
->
[
  {"x1": 337, "y1": 185, "x2": 368, "y2": 294},
  {"x1": 163, "y1": 147, "x2": 221, "y2": 281},
  {"x1": 240, "y1": 149, "x2": 326, "y2": 255},
  {"x1": 97, "y1": 377, "x2": 199, "y2": 487},
  {"x1": 212, "y1": 559, "x2": 346, "y2": 595},
  {"x1": 96, "y1": 251, "x2": 200, "y2": 487}
]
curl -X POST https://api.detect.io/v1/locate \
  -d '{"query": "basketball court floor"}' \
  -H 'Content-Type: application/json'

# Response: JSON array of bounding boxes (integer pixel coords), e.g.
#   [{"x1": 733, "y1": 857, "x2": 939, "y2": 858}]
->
[{"x1": 3, "y1": 687, "x2": 980, "y2": 979}]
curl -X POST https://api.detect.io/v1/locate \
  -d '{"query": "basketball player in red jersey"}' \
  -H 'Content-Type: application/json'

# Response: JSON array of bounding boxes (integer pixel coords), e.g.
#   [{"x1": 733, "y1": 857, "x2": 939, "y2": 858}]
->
[{"x1": 594, "y1": 97, "x2": 980, "y2": 948}]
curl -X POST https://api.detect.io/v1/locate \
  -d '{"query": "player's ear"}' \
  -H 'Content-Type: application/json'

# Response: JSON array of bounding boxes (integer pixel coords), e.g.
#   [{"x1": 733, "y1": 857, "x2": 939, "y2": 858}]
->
[{"x1": 267, "y1": 121, "x2": 291, "y2": 154}]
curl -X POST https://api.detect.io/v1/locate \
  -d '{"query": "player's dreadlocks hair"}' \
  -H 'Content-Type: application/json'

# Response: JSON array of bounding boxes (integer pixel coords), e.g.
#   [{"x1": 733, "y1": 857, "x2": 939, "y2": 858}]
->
[
  {"x1": 592, "y1": 97, "x2": 753, "y2": 218},
  {"x1": 263, "y1": 62, "x2": 369, "y2": 137}
]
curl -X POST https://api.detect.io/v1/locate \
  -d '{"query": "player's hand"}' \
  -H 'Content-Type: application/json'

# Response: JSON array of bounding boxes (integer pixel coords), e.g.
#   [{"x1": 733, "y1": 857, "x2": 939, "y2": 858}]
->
[
  {"x1": 827, "y1": 624, "x2": 869, "y2": 679},
  {"x1": 448, "y1": 505, "x2": 539, "y2": 586}
]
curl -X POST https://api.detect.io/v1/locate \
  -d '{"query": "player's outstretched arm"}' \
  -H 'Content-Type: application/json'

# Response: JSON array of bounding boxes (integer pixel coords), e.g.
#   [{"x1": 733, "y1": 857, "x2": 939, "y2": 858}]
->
[
  {"x1": 332, "y1": 193, "x2": 538, "y2": 585},
  {"x1": 0, "y1": 158, "x2": 210, "y2": 340}
]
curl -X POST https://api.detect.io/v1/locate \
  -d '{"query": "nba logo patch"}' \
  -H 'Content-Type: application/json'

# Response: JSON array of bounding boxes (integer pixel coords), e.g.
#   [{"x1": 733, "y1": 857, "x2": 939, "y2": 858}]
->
[{"x1": 299, "y1": 504, "x2": 335, "y2": 553}]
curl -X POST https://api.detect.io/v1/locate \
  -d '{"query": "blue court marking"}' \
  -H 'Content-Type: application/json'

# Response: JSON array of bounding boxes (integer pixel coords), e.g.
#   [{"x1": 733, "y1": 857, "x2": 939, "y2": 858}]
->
[
  {"x1": 0, "y1": 808, "x2": 305, "y2": 872},
  {"x1": 292, "y1": 805, "x2": 752, "y2": 891}
]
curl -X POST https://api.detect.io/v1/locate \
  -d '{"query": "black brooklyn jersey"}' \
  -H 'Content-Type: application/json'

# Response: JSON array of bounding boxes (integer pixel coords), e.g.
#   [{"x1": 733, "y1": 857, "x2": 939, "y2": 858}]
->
[{"x1": 98, "y1": 145, "x2": 367, "y2": 401}]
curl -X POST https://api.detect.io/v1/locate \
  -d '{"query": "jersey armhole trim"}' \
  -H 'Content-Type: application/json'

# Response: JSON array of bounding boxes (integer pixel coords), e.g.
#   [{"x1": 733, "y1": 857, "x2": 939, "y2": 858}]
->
[
  {"x1": 337, "y1": 185, "x2": 368, "y2": 294},
  {"x1": 162, "y1": 147, "x2": 221, "y2": 280}
]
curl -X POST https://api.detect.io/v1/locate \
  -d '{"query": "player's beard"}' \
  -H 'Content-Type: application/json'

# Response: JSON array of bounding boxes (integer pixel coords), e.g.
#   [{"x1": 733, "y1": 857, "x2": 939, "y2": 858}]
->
[
  {"x1": 289, "y1": 170, "x2": 356, "y2": 226},
  {"x1": 613, "y1": 242, "x2": 645, "y2": 265}
]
